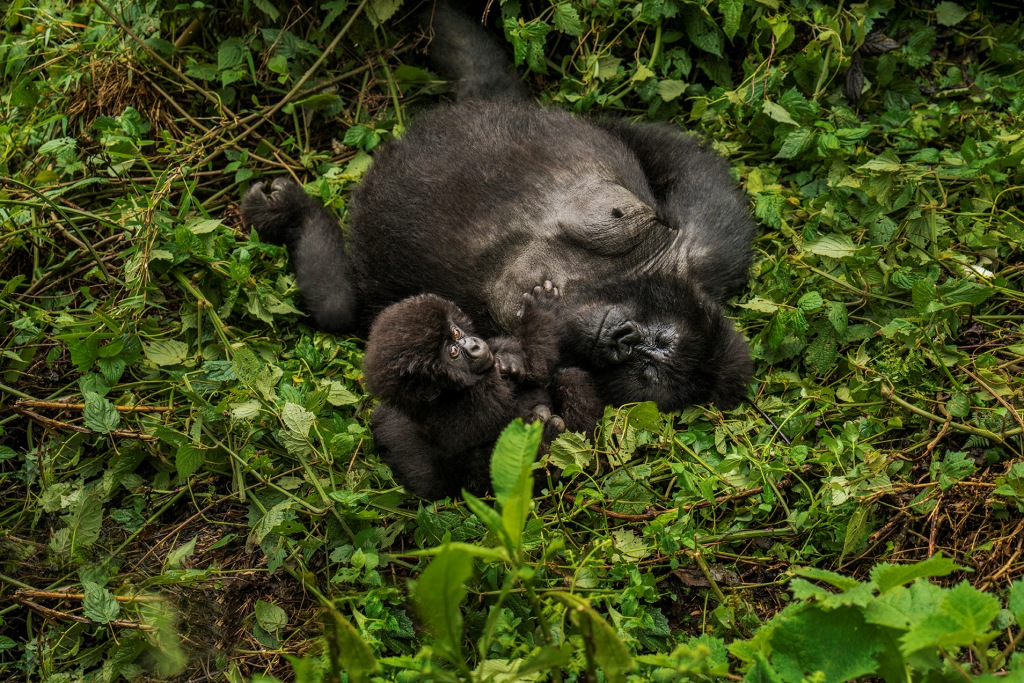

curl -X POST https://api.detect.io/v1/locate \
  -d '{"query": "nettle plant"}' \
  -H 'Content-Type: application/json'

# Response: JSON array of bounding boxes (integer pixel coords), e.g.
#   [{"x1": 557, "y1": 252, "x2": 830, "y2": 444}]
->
[{"x1": 256, "y1": 423, "x2": 1024, "y2": 683}]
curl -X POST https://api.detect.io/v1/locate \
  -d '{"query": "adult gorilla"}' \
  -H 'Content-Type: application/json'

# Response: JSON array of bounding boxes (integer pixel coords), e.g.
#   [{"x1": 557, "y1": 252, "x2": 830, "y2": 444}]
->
[{"x1": 241, "y1": 2, "x2": 756, "y2": 412}]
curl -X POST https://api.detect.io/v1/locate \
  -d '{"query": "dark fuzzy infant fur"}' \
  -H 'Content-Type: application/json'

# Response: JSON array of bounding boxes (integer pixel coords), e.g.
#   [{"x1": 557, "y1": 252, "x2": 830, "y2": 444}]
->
[{"x1": 362, "y1": 287, "x2": 602, "y2": 498}]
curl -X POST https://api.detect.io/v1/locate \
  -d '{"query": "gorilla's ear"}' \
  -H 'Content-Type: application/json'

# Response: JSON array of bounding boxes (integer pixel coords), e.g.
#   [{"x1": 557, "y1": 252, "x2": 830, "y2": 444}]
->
[{"x1": 709, "y1": 327, "x2": 754, "y2": 410}]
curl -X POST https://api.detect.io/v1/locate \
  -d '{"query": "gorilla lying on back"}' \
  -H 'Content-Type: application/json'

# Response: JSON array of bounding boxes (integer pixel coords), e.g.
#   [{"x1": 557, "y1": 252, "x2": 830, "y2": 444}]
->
[
  {"x1": 363, "y1": 284, "x2": 603, "y2": 498},
  {"x1": 241, "y1": 1, "x2": 756, "y2": 412}
]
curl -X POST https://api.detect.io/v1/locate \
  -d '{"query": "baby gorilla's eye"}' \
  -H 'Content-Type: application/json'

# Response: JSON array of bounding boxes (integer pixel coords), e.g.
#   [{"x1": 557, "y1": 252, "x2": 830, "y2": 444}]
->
[
  {"x1": 449, "y1": 344, "x2": 460, "y2": 358},
  {"x1": 451, "y1": 326, "x2": 462, "y2": 340}
]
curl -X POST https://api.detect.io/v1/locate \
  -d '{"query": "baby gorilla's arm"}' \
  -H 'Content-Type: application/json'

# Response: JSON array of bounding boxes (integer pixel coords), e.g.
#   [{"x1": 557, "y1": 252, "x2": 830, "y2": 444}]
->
[{"x1": 517, "y1": 280, "x2": 562, "y2": 383}]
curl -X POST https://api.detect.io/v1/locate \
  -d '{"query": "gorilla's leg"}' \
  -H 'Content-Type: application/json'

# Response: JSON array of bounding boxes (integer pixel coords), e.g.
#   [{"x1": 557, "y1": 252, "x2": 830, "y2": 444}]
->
[
  {"x1": 426, "y1": 1, "x2": 530, "y2": 102},
  {"x1": 241, "y1": 178, "x2": 359, "y2": 333},
  {"x1": 593, "y1": 120, "x2": 756, "y2": 302},
  {"x1": 371, "y1": 404, "x2": 476, "y2": 499},
  {"x1": 553, "y1": 368, "x2": 605, "y2": 435}
]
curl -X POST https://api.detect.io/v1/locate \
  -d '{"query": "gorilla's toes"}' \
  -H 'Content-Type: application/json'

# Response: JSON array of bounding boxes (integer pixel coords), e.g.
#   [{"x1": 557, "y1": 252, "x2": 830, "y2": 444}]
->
[{"x1": 240, "y1": 177, "x2": 306, "y2": 246}]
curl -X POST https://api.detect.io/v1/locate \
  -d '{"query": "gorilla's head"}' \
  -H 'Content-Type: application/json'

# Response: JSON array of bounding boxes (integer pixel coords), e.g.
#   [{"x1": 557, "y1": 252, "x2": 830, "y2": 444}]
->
[
  {"x1": 363, "y1": 294, "x2": 495, "y2": 411},
  {"x1": 560, "y1": 275, "x2": 752, "y2": 412}
]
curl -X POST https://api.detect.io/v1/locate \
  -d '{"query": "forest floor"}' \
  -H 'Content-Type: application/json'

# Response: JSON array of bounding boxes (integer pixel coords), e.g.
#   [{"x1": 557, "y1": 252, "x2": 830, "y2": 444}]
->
[{"x1": 1, "y1": 1, "x2": 1023, "y2": 681}]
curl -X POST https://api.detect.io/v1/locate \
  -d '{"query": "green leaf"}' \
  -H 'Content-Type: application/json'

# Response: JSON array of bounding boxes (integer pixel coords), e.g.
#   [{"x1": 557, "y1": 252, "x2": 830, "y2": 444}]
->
[
  {"x1": 327, "y1": 608, "x2": 378, "y2": 682},
  {"x1": 864, "y1": 580, "x2": 946, "y2": 630},
  {"x1": 901, "y1": 581, "x2": 1001, "y2": 655},
  {"x1": 83, "y1": 581, "x2": 121, "y2": 624},
  {"x1": 871, "y1": 553, "x2": 962, "y2": 593},
  {"x1": 935, "y1": 2, "x2": 969, "y2": 26},
  {"x1": 548, "y1": 592, "x2": 634, "y2": 682},
  {"x1": 552, "y1": 3, "x2": 583, "y2": 36},
  {"x1": 719, "y1": 0, "x2": 743, "y2": 40},
  {"x1": 462, "y1": 490, "x2": 512, "y2": 551},
  {"x1": 802, "y1": 235, "x2": 858, "y2": 259},
  {"x1": 762, "y1": 100, "x2": 799, "y2": 126},
  {"x1": 165, "y1": 536, "x2": 197, "y2": 569},
  {"x1": 255, "y1": 599, "x2": 288, "y2": 633},
  {"x1": 60, "y1": 489, "x2": 103, "y2": 552},
  {"x1": 281, "y1": 402, "x2": 315, "y2": 437},
  {"x1": 83, "y1": 391, "x2": 121, "y2": 433},
  {"x1": 145, "y1": 339, "x2": 189, "y2": 366},
  {"x1": 1008, "y1": 580, "x2": 1024, "y2": 626},
  {"x1": 768, "y1": 605, "x2": 881, "y2": 682},
  {"x1": 175, "y1": 444, "x2": 205, "y2": 480},
  {"x1": 658, "y1": 79, "x2": 687, "y2": 102},
  {"x1": 250, "y1": 500, "x2": 293, "y2": 546},
  {"x1": 414, "y1": 545, "x2": 474, "y2": 663},
  {"x1": 794, "y1": 566, "x2": 863, "y2": 591},
  {"x1": 367, "y1": 0, "x2": 402, "y2": 26},
  {"x1": 797, "y1": 291, "x2": 823, "y2": 311},
  {"x1": 490, "y1": 420, "x2": 543, "y2": 553},
  {"x1": 776, "y1": 128, "x2": 815, "y2": 159}
]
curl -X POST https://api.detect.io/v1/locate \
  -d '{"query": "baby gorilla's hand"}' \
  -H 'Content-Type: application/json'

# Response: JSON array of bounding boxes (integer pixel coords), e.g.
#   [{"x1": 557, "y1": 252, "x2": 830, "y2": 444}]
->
[
  {"x1": 517, "y1": 279, "x2": 560, "y2": 319},
  {"x1": 494, "y1": 351, "x2": 525, "y2": 382},
  {"x1": 530, "y1": 404, "x2": 566, "y2": 441}
]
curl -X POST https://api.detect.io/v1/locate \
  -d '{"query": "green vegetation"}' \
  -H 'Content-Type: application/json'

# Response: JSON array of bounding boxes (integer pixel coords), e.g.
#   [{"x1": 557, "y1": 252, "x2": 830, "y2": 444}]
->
[{"x1": 2, "y1": 1, "x2": 1023, "y2": 681}]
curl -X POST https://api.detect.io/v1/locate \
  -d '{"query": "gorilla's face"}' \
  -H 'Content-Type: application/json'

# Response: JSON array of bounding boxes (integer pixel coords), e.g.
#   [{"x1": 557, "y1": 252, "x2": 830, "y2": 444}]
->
[
  {"x1": 446, "y1": 322, "x2": 494, "y2": 379},
  {"x1": 561, "y1": 276, "x2": 752, "y2": 412}
]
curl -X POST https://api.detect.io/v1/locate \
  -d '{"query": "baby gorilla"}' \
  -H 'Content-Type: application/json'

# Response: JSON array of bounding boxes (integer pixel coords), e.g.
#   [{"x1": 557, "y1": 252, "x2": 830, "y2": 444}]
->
[{"x1": 362, "y1": 284, "x2": 603, "y2": 498}]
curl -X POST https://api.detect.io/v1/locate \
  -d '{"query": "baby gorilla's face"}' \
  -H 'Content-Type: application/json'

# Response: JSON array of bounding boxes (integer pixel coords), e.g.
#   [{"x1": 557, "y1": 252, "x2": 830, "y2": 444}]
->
[{"x1": 446, "y1": 323, "x2": 494, "y2": 377}]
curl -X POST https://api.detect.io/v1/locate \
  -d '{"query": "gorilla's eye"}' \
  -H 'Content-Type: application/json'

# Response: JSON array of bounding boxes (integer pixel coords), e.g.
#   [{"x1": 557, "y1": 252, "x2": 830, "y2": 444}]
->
[
  {"x1": 451, "y1": 326, "x2": 462, "y2": 340},
  {"x1": 449, "y1": 344, "x2": 460, "y2": 359},
  {"x1": 610, "y1": 208, "x2": 624, "y2": 219}
]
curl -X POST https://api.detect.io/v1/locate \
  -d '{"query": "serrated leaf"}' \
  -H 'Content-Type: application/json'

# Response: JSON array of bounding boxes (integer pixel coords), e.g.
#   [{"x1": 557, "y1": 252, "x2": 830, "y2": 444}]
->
[
  {"x1": 658, "y1": 79, "x2": 687, "y2": 102},
  {"x1": 414, "y1": 545, "x2": 473, "y2": 662},
  {"x1": 281, "y1": 402, "x2": 315, "y2": 437},
  {"x1": 912, "y1": 279, "x2": 939, "y2": 314},
  {"x1": 145, "y1": 339, "x2": 189, "y2": 366},
  {"x1": 83, "y1": 391, "x2": 121, "y2": 433},
  {"x1": 935, "y1": 2, "x2": 969, "y2": 26},
  {"x1": 802, "y1": 235, "x2": 858, "y2": 259},
  {"x1": 367, "y1": 0, "x2": 402, "y2": 27},
  {"x1": 547, "y1": 431, "x2": 595, "y2": 472},
  {"x1": 738, "y1": 297, "x2": 782, "y2": 313},
  {"x1": 719, "y1": 0, "x2": 743, "y2": 40},
  {"x1": 491, "y1": 420, "x2": 543, "y2": 552},
  {"x1": 1008, "y1": 580, "x2": 1024, "y2": 626},
  {"x1": 250, "y1": 500, "x2": 292, "y2": 546},
  {"x1": 872, "y1": 553, "x2": 962, "y2": 593},
  {"x1": 826, "y1": 301, "x2": 848, "y2": 336},
  {"x1": 797, "y1": 291, "x2": 823, "y2": 311},
  {"x1": 776, "y1": 128, "x2": 816, "y2": 159},
  {"x1": 763, "y1": 100, "x2": 799, "y2": 126},
  {"x1": 902, "y1": 581, "x2": 1000, "y2": 655},
  {"x1": 946, "y1": 391, "x2": 970, "y2": 418},
  {"x1": 324, "y1": 380, "x2": 360, "y2": 406},
  {"x1": 552, "y1": 3, "x2": 582, "y2": 35},
  {"x1": 176, "y1": 444, "x2": 205, "y2": 480},
  {"x1": 83, "y1": 581, "x2": 121, "y2": 623},
  {"x1": 255, "y1": 599, "x2": 288, "y2": 632},
  {"x1": 62, "y1": 489, "x2": 103, "y2": 551},
  {"x1": 794, "y1": 566, "x2": 863, "y2": 591}
]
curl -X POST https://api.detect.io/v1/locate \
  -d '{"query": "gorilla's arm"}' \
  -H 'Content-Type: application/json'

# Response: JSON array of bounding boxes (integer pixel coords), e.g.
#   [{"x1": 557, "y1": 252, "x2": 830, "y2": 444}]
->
[
  {"x1": 516, "y1": 282, "x2": 562, "y2": 383},
  {"x1": 240, "y1": 178, "x2": 360, "y2": 333},
  {"x1": 593, "y1": 120, "x2": 756, "y2": 302}
]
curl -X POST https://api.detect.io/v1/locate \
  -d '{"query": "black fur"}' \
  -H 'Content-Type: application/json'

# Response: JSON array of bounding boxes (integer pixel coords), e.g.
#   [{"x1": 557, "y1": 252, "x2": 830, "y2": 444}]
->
[
  {"x1": 362, "y1": 289, "x2": 602, "y2": 498},
  {"x1": 240, "y1": 1, "x2": 756, "y2": 412}
]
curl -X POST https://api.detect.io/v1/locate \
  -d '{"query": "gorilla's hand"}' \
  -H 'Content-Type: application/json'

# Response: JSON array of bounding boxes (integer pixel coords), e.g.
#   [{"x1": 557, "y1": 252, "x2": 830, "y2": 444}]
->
[
  {"x1": 494, "y1": 350, "x2": 525, "y2": 382},
  {"x1": 518, "y1": 279, "x2": 560, "y2": 319}
]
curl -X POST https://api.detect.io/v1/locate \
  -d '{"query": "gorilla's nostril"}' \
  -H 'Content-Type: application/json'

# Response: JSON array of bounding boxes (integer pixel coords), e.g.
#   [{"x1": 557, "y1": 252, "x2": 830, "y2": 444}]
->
[{"x1": 611, "y1": 208, "x2": 624, "y2": 219}]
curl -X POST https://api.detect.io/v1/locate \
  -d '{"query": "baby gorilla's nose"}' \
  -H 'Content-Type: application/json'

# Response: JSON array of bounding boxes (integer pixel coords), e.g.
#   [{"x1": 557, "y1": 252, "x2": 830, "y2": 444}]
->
[{"x1": 459, "y1": 335, "x2": 495, "y2": 373}]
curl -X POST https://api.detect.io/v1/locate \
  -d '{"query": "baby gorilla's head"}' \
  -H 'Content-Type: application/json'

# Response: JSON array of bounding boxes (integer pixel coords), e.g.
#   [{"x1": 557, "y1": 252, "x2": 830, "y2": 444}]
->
[
  {"x1": 363, "y1": 294, "x2": 494, "y2": 412},
  {"x1": 560, "y1": 274, "x2": 752, "y2": 412}
]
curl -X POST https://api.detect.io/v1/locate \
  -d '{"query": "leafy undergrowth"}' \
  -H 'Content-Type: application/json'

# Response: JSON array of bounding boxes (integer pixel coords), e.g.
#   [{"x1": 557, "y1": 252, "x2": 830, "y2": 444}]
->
[{"x1": 1, "y1": 1, "x2": 1023, "y2": 681}]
